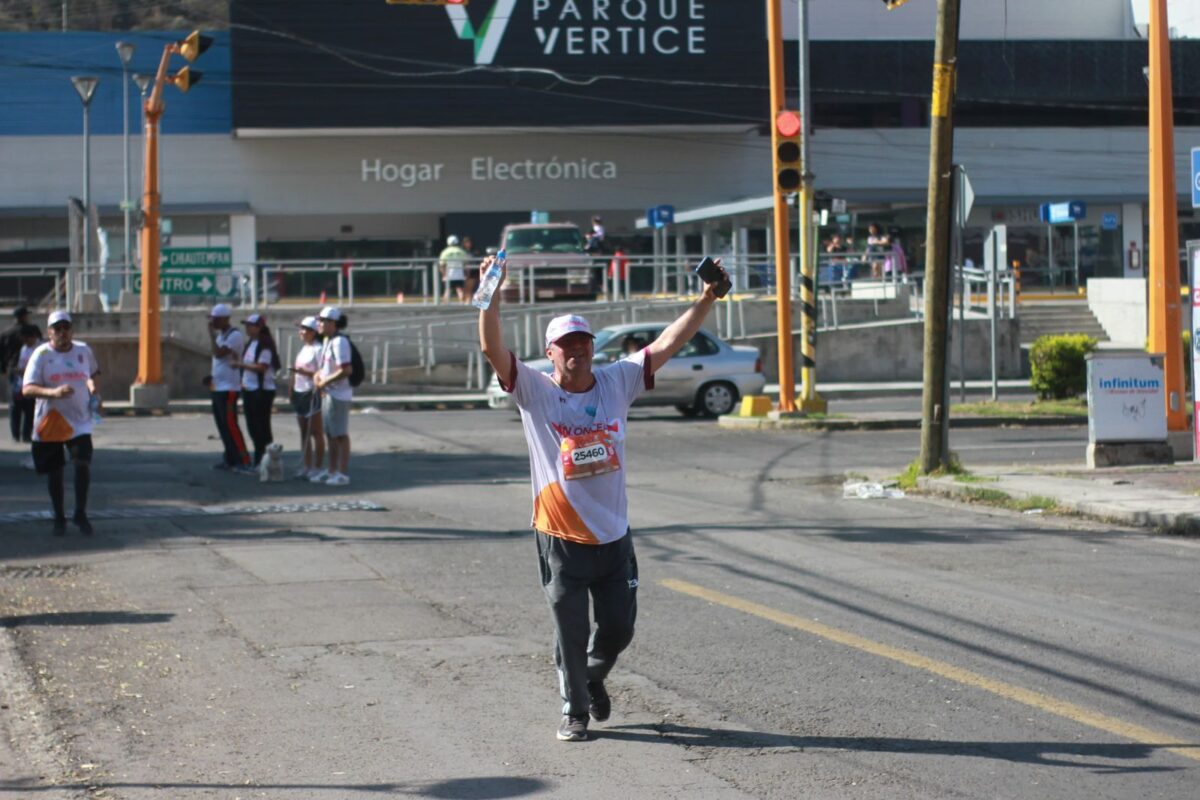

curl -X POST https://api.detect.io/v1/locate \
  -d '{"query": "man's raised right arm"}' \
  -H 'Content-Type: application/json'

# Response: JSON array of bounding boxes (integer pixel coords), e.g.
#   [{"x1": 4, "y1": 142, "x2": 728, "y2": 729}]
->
[{"x1": 477, "y1": 257, "x2": 514, "y2": 387}]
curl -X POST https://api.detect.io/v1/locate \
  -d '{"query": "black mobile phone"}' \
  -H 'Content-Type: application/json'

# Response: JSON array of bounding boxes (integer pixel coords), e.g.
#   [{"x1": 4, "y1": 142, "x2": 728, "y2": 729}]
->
[{"x1": 694, "y1": 256, "x2": 731, "y2": 298}]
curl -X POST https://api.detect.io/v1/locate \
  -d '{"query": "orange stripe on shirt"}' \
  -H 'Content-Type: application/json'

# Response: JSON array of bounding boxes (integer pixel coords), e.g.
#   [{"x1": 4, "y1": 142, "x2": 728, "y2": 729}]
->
[{"x1": 534, "y1": 481, "x2": 599, "y2": 545}]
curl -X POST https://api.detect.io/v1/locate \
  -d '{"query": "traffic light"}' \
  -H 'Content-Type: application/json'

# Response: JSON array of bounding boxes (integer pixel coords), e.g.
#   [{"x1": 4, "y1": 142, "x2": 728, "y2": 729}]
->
[
  {"x1": 170, "y1": 67, "x2": 202, "y2": 93},
  {"x1": 178, "y1": 31, "x2": 213, "y2": 62},
  {"x1": 773, "y1": 109, "x2": 802, "y2": 193}
]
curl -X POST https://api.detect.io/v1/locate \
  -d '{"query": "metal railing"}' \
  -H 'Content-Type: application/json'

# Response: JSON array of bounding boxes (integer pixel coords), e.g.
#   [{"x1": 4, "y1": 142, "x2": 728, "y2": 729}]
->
[{"x1": 3, "y1": 250, "x2": 917, "y2": 318}]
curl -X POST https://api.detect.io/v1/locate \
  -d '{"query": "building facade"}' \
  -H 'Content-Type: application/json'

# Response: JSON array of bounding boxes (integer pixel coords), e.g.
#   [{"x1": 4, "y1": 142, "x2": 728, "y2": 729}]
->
[{"x1": 0, "y1": 0, "x2": 1197, "y2": 299}]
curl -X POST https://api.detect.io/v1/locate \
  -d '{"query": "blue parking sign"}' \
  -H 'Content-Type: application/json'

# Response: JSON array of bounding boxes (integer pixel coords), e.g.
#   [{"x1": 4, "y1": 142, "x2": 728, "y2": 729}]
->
[{"x1": 1192, "y1": 147, "x2": 1200, "y2": 209}]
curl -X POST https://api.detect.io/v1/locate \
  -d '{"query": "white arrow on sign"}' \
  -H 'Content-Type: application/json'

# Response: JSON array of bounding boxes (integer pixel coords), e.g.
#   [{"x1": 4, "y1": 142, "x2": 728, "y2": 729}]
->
[{"x1": 198, "y1": 276, "x2": 213, "y2": 292}]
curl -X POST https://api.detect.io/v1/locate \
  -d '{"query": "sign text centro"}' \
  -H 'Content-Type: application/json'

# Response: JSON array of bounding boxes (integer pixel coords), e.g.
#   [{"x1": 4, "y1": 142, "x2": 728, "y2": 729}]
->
[{"x1": 361, "y1": 157, "x2": 619, "y2": 185}]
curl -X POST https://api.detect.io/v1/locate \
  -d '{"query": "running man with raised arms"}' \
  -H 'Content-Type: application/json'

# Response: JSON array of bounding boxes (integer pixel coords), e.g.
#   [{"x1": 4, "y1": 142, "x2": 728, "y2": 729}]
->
[{"x1": 477, "y1": 255, "x2": 729, "y2": 742}]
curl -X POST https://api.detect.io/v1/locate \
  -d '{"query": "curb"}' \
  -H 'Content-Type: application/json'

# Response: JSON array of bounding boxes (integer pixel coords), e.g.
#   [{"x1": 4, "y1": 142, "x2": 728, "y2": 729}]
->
[
  {"x1": 717, "y1": 414, "x2": 1086, "y2": 432},
  {"x1": 97, "y1": 395, "x2": 492, "y2": 417},
  {"x1": 918, "y1": 475, "x2": 1200, "y2": 534}
]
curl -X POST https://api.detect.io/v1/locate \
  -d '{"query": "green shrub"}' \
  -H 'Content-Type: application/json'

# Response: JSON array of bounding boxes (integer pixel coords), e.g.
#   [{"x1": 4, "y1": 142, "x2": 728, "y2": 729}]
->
[{"x1": 1029, "y1": 334, "x2": 1097, "y2": 399}]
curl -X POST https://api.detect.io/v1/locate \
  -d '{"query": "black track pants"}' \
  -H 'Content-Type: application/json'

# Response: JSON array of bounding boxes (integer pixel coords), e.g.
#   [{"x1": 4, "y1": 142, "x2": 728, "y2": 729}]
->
[{"x1": 536, "y1": 530, "x2": 638, "y2": 717}]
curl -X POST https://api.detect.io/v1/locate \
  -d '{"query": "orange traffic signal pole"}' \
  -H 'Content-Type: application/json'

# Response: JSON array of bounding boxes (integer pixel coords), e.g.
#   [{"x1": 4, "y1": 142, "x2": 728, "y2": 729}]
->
[
  {"x1": 134, "y1": 33, "x2": 209, "y2": 393},
  {"x1": 766, "y1": 0, "x2": 797, "y2": 413},
  {"x1": 133, "y1": 43, "x2": 173, "y2": 387},
  {"x1": 1147, "y1": 0, "x2": 1186, "y2": 432}
]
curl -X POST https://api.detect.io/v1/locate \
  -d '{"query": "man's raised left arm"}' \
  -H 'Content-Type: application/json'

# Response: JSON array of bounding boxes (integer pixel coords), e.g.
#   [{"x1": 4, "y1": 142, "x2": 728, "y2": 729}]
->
[{"x1": 643, "y1": 258, "x2": 729, "y2": 374}]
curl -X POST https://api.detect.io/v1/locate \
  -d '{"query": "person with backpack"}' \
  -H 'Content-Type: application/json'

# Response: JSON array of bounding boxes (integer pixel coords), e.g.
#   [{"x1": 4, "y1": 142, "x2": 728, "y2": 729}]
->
[
  {"x1": 312, "y1": 306, "x2": 358, "y2": 486},
  {"x1": 232, "y1": 313, "x2": 281, "y2": 467}
]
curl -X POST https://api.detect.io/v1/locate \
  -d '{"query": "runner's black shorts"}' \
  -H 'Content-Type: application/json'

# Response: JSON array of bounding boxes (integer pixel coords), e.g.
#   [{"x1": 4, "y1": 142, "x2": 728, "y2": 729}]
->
[{"x1": 32, "y1": 435, "x2": 93, "y2": 474}]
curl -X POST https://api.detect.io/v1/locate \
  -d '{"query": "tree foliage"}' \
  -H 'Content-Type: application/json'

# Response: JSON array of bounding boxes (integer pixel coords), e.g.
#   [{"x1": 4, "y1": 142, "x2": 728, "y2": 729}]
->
[{"x1": 0, "y1": 1, "x2": 228, "y2": 31}]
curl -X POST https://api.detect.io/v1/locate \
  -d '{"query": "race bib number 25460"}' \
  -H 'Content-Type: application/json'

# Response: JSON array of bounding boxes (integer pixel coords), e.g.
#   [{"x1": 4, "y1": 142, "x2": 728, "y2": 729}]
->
[{"x1": 560, "y1": 429, "x2": 620, "y2": 480}]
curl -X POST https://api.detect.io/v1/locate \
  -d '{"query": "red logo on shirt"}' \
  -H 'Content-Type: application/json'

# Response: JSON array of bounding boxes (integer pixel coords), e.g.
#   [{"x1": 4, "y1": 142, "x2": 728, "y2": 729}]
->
[{"x1": 552, "y1": 420, "x2": 620, "y2": 438}]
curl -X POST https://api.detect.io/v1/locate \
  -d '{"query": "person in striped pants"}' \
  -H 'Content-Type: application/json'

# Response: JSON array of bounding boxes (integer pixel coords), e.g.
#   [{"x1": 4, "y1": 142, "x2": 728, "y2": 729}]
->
[{"x1": 207, "y1": 304, "x2": 251, "y2": 472}]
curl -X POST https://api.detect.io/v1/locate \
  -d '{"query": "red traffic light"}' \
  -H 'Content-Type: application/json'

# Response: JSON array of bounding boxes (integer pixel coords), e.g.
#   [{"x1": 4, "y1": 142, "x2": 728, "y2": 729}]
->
[{"x1": 775, "y1": 110, "x2": 802, "y2": 138}]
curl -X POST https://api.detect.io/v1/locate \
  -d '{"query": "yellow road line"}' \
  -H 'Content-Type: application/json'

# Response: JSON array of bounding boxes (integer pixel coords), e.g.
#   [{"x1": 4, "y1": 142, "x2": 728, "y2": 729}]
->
[{"x1": 661, "y1": 578, "x2": 1200, "y2": 763}]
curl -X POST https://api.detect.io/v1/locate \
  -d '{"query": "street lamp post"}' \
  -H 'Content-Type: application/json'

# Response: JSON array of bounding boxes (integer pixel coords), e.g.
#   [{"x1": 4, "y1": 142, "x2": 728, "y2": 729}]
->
[
  {"x1": 117, "y1": 41, "x2": 136, "y2": 290},
  {"x1": 70, "y1": 75, "x2": 98, "y2": 297}
]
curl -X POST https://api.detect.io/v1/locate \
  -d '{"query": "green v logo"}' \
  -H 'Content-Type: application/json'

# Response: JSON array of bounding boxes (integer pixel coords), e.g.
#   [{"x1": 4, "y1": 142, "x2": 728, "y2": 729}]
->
[{"x1": 446, "y1": 0, "x2": 516, "y2": 66}]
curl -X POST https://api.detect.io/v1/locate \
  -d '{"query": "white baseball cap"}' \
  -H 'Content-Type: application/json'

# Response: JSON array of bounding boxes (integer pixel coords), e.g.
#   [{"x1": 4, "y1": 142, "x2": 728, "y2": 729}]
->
[
  {"x1": 209, "y1": 303, "x2": 233, "y2": 318},
  {"x1": 299, "y1": 316, "x2": 319, "y2": 331},
  {"x1": 318, "y1": 306, "x2": 343, "y2": 321},
  {"x1": 447, "y1": 235, "x2": 460, "y2": 246},
  {"x1": 47, "y1": 310, "x2": 72, "y2": 327},
  {"x1": 545, "y1": 314, "x2": 593, "y2": 348},
  {"x1": 242, "y1": 313, "x2": 265, "y2": 326}
]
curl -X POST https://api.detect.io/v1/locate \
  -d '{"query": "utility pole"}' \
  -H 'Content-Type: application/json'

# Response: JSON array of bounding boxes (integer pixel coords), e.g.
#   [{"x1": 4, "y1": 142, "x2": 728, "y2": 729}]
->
[
  {"x1": 1147, "y1": 0, "x2": 1186, "y2": 432},
  {"x1": 766, "y1": 0, "x2": 797, "y2": 413},
  {"x1": 796, "y1": 0, "x2": 826, "y2": 413},
  {"x1": 917, "y1": 0, "x2": 962, "y2": 473}
]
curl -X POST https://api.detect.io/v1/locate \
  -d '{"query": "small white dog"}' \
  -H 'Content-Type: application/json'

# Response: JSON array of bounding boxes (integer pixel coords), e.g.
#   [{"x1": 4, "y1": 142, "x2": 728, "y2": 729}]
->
[{"x1": 259, "y1": 443, "x2": 285, "y2": 483}]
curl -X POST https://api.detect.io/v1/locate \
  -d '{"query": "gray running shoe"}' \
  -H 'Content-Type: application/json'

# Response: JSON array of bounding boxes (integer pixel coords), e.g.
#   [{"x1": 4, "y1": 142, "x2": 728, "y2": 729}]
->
[{"x1": 557, "y1": 714, "x2": 589, "y2": 742}]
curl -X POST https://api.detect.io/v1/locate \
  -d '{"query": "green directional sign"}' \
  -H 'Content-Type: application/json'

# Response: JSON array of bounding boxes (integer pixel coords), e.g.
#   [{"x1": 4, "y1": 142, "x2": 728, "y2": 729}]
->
[
  {"x1": 160, "y1": 247, "x2": 232, "y2": 270},
  {"x1": 133, "y1": 271, "x2": 238, "y2": 297}
]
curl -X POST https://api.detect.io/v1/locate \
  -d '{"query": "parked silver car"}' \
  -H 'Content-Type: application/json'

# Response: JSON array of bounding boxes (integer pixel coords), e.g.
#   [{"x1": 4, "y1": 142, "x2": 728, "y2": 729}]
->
[{"x1": 487, "y1": 322, "x2": 765, "y2": 417}]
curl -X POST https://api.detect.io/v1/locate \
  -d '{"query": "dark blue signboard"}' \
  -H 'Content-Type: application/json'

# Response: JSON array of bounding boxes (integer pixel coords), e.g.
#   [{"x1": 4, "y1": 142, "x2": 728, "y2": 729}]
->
[
  {"x1": 231, "y1": 0, "x2": 768, "y2": 129},
  {"x1": 1039, "y1": 201, "x2": 1087, "y2": 224},
  {"x1": 647, "y1": 204, "x2": 675, "y2": 228}
]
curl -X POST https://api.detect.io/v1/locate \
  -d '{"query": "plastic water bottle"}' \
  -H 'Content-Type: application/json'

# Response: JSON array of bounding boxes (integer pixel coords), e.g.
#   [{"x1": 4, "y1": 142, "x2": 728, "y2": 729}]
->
[
  {"x1": 89, "y1": 394, "x2": 103, "y2": 426},
  {"x1": 471, "y1": 250, "x2": 506, "y2": 310}
]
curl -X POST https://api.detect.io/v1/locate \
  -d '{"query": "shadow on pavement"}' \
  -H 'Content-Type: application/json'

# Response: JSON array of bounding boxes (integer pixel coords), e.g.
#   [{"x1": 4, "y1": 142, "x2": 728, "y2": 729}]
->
[
  {"x1": 0, "y1": 610, "x2": 174, "y2": 628},
  {"x1": 0, "y1": 775, "x2": 551, "y2": 797},
  {"x1": 645, "y1": 535, "x2": 1200, "y2": 730},
  {"x1": 601, "y1": 723, "x2": 1189, "y2": 774}
]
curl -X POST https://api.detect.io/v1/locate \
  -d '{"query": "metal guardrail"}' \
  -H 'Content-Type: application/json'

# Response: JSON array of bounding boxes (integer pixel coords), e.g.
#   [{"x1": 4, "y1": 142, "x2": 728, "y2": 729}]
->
[
  {"x1": 3, "y1": 251, "x2": 915, "y2": 312},
  {"x1": 1, "y1": 256, "x2": 922, "y2": 392}
]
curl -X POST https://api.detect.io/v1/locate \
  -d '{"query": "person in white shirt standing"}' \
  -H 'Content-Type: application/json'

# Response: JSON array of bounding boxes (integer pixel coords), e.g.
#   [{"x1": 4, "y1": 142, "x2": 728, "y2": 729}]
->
[
  {"x1": 233, "y1": 313, "x2": 280, "y2": 467},
  {"x1": 290, "y1": 316, "x2": 325, "y2": 479},
  {"x1": 312, "y1": 306, "x2": 353, "y2": 486},
  {"x1": 21, "y1": 310, "x2": 101, "y2": 536},
  {"x1": 207, "y1": 303, "x2": 251, "y2": 471}
]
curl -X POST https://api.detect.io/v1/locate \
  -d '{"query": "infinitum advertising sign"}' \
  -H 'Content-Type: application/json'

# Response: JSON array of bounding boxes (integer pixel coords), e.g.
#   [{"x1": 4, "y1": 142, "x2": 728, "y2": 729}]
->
[{"x1": 1087, "y1": 352, "x2": 1168, "y2": 444}]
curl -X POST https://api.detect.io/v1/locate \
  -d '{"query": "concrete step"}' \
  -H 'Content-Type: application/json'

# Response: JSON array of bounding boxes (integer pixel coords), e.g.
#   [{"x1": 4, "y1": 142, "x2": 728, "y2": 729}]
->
[{"x1": 1018, "y1": 305, "x2": 1109, "y2": 345}]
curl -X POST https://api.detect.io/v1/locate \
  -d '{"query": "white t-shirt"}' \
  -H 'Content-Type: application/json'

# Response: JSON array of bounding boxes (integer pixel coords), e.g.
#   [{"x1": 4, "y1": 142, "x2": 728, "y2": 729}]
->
[
  {"x1": 22, "y1": 341, "x2": 99, "y2": 442},
  {"x1": 211, "y1": 328, "x2": 244, "y2": 392},
  {"x1": 241, "y1": 339, "x2": 276, "y2": 392},
  {"x1": 293, "y1": 342, "x2": 320, "y2": 393},
  {"x1": 503, "y1": 349, "x2": 653, "y2": 544},
  {"x1": 318, "y1": 336, "x2": 354, "y2": 401}
]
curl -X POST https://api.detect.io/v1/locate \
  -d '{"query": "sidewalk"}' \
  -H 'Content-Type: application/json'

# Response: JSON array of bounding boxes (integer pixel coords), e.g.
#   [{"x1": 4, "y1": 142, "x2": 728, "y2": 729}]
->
[
  {"x1": 87, "y1": 379, "x2": 1034, "y2": 417},
  {"x1": 919, "y1": 463, "x2": 1200, "y2": 535}
]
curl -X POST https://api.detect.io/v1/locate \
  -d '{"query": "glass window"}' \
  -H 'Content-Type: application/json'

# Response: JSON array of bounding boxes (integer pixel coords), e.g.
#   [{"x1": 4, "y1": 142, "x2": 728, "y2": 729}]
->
[
  {"x1": 504, "y1": 227, "x2": 584, "y2": 254},
  {"x1": 597, "y1": 329, "x2": 657, "y2": 361},
  {"x1": 674, "y1": 332, "x2": 719, "y2": 359}
]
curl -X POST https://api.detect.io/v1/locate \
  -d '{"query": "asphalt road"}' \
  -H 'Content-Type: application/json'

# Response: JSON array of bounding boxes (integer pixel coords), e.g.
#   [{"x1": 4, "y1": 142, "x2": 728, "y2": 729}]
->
[{"x1": 0, "y1": 410, "x2": 1196, "y2": 799}]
